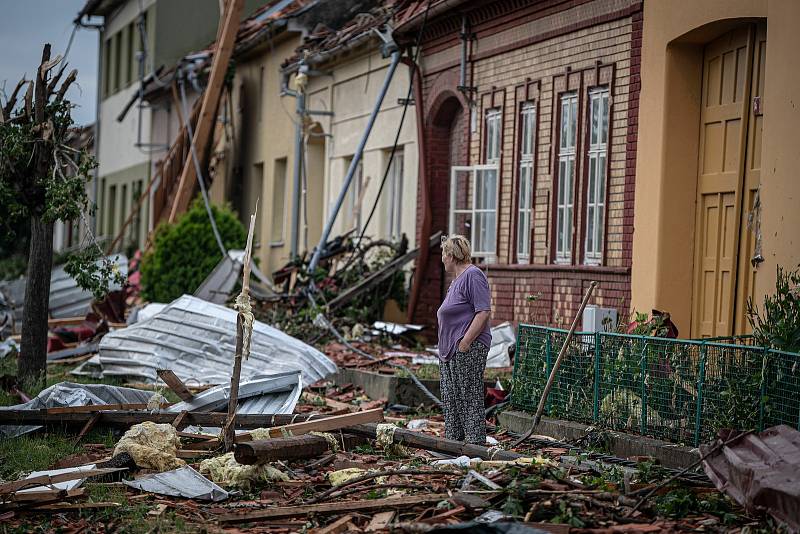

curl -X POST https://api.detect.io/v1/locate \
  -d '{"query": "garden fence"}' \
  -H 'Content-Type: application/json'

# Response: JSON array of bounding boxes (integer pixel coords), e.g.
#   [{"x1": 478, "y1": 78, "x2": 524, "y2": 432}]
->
[{"x1": 511, "y1": 325, "x2": 800, "y2": 446}]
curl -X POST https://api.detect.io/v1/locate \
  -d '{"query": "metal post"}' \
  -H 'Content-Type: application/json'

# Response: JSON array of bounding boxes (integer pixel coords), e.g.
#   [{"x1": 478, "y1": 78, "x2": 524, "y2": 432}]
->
[
  {"x1": 759, "y1": 348, "x2": 768, "y2": 432},
  {"x1": 290, "y1": 87, "x2": 305, "y2": 259},
  {"x1": 544, "y1": 333, "x2": 552, "y2": 413},
  {"x1": 694, "y1": 343, "x2": 707, "y2": 447},
  {"x1": 306, "y1": 46, "x2": 401, "y2": 276},
  {"x1": 593, "y1": 332, "x2": 601, "y2": 422},
  {"x1": 640, "y1": 341, "x2": 648, "y2": 435}
]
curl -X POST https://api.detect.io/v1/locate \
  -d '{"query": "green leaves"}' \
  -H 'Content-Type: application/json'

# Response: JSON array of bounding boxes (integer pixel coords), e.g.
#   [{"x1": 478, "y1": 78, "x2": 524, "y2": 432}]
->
[
  {"x1": 63, "y1": 247, "x2": 127, "y2": 301},
  {"x1": 747, "y1": 266, "x2": 800, "y2": 353}
]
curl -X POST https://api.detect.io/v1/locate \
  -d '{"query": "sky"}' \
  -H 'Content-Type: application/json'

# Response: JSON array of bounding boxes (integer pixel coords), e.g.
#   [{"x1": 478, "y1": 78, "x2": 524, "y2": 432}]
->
[{"x1": 0, "y1": 0, "x2": 98, "y2": 126}]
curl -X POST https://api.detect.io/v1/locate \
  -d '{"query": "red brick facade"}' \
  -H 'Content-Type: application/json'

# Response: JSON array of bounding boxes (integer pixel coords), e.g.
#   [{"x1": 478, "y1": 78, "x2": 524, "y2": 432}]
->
[{"x1": 407, "y1": 0, "x2": 643, "y2": 328}]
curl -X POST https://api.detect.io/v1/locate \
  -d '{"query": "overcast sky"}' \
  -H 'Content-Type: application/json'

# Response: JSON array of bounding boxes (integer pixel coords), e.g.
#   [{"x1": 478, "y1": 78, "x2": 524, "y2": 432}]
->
[{"x1": 0, "y1": 0, "x2": 98, "y2": 126}]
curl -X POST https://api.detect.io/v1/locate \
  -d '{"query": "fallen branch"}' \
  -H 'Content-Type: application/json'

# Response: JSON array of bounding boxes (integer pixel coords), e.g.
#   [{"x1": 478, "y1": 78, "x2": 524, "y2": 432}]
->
[
  {"x1": 234, "y1": 433, "x2": 362, "y2": 464},
  {"x1": 236, "y1": 408, "x2": 384, "y2": 442},
  {"x1": 306, "y1": 468, "x2": 460, "y2": 504}
]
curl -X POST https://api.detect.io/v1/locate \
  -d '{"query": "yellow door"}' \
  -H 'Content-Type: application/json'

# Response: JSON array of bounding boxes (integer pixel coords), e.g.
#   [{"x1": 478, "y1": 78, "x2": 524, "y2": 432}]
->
[{"x1": 692, "y1": 25, "x2": 763, "y2": 338}]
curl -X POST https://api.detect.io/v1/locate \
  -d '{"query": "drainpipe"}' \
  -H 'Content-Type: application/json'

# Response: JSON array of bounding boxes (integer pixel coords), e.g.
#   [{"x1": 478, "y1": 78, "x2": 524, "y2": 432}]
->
[
  {"x1": 459, "y1": 15, "x2": 467, "y2": 89},
  {"x1": 76, "y1": 16, "x2": 104, "y2": 236},
  {"x1": 402, "y1": 55, "x2": 429, "y2": 324},
  {"x1": 289, "y1": 62, "x2": 308, "y2": 259},
  {"x1": 306, "y1": 33, "x2": 401, "y2": 277}
]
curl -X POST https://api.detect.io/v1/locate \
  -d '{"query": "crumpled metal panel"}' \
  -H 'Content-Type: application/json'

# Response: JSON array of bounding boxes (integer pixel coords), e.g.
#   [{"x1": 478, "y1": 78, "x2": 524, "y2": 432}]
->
[
  {"x1": 0, "y1": 382, "x2": 154, "y2": 439},
  {"x1": 0, "y1": 255, "x2": 128, "y2": 331},
  {"x1": 702, "y1": 425, "x2": 800, "y2": 532},
  {"x1": 123, "y1": 466, "x2": 229, "y2": 501},
  {"x1": 94, "y1": 295, "x2": 336, "y2": 386},
  {"x1": 194, "y1": 250, "x2": 277, "y2": 305},
  {"x1": 167, "y1": 371, "x2": 301, "y2": 415}
]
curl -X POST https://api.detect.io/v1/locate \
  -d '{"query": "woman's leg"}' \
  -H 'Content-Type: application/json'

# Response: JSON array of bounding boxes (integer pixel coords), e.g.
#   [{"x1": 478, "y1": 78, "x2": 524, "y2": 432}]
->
[
  {"x1": 439, "y1": 357, "x2": 465, "y2": 441},
  {"x1": 458, "y1": 341, "x2": 488, "y2": 445}
]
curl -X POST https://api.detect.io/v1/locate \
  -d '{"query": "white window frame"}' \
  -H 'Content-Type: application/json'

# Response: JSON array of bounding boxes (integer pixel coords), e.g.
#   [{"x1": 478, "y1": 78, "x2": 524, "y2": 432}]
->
[
  {"x1": 584, "y1": 88, "x2": 609, "y2": 265},
  {"x1": 386, "y1": 148, "x2": 404, "y2": 241},
  {"x1": 555, "y1": 93, "x2": 578, "y2": 264},
  {"x1": 449, "y1": 164, "x2": 498, "y2": 261},
  {"x1": 484, "y1": 108, "x2": 502, "y2": 164},
  {"x1": 517, "y1": 102, "x2": 536, "y2": 263}
]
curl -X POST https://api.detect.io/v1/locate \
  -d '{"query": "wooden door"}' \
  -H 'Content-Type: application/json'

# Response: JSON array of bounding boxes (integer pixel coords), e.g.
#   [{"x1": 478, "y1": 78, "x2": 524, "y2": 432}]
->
[{"x1": 691, "y1": 25, "x2": 760, "y2": 338}]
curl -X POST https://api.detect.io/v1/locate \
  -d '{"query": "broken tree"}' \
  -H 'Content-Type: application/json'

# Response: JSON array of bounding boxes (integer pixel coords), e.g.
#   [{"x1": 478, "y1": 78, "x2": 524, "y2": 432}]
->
[{"x1": 0, "y1": 44, "x2": 99, "y2": 384}]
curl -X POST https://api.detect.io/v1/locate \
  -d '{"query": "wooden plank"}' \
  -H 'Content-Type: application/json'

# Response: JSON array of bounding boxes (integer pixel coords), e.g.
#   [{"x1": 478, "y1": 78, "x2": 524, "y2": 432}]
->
[
  {"x1": 168, "y1": 0, "x2": 244, "y2": 222},
  {"x1": 237, "y1": 408, "x2": 384, "y2": 442},
  {"x1": 47, "y1": 316, "x2": 86, "y2": 327},
  {"x1": 216, "y1": 494, "x2": 449, "y2": 522},
  {"x1": 234, "y1": 434, "x2": 362, "y2": 465},
  {"x1": 365, "y1": 511, "x2": 395, "y2": 532},
  {"x1": 302, "y1": 393, "x2": 353, "y2": 412},
  {"x1": 171, "y1": 410, "x2": 189, "y2": 429},
  {"x1": 45, "y1": 403, "x2": 169, "y2": 414},
  {"x1": 0, "y1": 468, "x2": 127, "y2": 495},
  {"x1": 316, "y1": 515, "x2": 353, "y2": 534},
  {"x1": 157, "y1": 369, "x2": 194, "y2": 402},
  {"x1": 31, "y1": 501, "x2": 120, "y2": 511},
  {"x1": 74, "y1": 412, "x2": 101, "y2": 443},
  {"x1": 4, "y1": 488, "x2": 85, "y2": 503}
]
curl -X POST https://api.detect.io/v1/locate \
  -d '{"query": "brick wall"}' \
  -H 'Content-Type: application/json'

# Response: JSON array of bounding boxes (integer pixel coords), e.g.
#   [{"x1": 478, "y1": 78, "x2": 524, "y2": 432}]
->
[{"x1": 411, "y1": 0, "x2": 642, "y2": 328}]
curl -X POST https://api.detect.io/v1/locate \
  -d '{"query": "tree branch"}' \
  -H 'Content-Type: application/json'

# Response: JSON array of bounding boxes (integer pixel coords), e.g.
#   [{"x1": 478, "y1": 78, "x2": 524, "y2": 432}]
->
[
  {"x1": 2, "y1": 78, "x2": 27, "y2": 119},
  {"x1": 55, "y1": 70, "x2": 78, "y2": 104},
  {"x1": 34, "y1": 44, "x2": 51, "y2": 125}
]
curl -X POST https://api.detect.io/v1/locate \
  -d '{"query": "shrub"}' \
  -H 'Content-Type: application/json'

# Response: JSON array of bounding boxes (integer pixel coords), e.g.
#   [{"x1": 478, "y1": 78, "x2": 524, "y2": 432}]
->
[
  {"x1": 747, "y1": 266, "x2": 800, "y2": 353},
  {"x1": 140, "y1": 199, "x2": 246, "y2": 303}
]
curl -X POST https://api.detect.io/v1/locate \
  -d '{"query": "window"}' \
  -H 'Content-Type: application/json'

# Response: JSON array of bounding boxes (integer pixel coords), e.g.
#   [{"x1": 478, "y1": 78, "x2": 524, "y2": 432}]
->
[
  {"x1": 257, "y1": 66, "x2": 265, "y2": 121},
  {"x1": 103, "y1": 38, "x2": 111, "y2": 96},
  {"x1": 270, "y1": 160, "x2": 286, "y2": 245},
  {"x1": 107, "y1": 185, "x2": 117, "y2": 237},
  {"x1": 385, "y1": 148, "x2": 404, "y2": 241},
  {"x1": 585, "y1": 88, "x2": 609, "y2": 264},
  {"x1": 450, "y1": 165, "x2": 497, "y2": 259},
  {"x1": 484, "y1": 108, "x2": 501, "y2": 164},
  {"x1": 128, "y1": 22, "x2": 137, "y2": 84},
  {"x1": 517, "y1": 102, "x2": 536, "y2": 263},
  {"x1": 119, "y1": 184, "x2": 127, "y2": 242},
  {"x1": 132, "y1": 179, "x2": 143, "y2": 245},
  {"x1": 344, "y1": 157, "x2": 364, "y2": 233},
  {"x1": 113, "y1": 32, "x2": 121, "y2": 92},
  {"x1": 555, "y1": 93, "x2": 577, "y2": 263}
]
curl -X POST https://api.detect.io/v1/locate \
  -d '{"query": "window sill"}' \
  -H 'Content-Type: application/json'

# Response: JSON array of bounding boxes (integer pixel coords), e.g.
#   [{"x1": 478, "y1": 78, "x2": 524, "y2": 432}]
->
[
  {"x1": 479, "y1": 263, "x2": 629, "y2": 275},
  {"x1": 269, "y1": 241, "x2": 285, "y2": 249}
]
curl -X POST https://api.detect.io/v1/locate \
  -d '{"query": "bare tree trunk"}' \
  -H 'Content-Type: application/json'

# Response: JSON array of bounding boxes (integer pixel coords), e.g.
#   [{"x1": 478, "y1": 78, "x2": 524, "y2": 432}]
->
[{"x1": 18, "y1": 215, "x2": 54, "y2": 386}]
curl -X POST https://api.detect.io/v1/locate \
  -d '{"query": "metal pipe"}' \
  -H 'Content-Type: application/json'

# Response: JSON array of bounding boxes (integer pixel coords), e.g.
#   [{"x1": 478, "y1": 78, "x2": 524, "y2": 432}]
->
[
  {"x1": 306, "y1": 48, "x2": 401, "y2": 276},
  {"x1": 459, "y1": 15, "x2": 467, "y2": 89},
  {"x1": 92, "y1": 25, "x2": 103, "y2": 236},
  {"x1": 289, "y1": 69, "x2": 306, "y2": 259}
]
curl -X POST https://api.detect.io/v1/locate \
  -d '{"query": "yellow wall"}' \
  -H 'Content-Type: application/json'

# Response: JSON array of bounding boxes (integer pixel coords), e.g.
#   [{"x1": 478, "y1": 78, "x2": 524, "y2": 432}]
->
[
  {"x1": 632, "y1": 0, "x2": 799, "y2": 335},
  {"x1": 230, "y1": 34, "x2": 301, "y2": 277}
]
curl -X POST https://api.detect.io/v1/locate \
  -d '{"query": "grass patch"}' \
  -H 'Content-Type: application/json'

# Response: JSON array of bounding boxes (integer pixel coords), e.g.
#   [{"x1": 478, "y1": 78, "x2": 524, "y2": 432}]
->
[{"x1": 0, "y1": 432, "x2": 80, "y2": 481}]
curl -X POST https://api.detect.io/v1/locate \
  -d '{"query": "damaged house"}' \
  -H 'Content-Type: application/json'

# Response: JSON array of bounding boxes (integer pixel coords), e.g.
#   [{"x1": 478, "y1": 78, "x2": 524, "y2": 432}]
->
[{"x1": 397, "y1": 0, "x2": 643, "y2": 329}]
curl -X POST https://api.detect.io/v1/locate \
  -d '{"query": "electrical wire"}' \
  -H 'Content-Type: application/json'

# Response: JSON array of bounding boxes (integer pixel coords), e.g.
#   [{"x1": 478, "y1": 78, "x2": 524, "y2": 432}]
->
[{"x1": 177, "y1": 71, "x2": 227, "y2": 258}]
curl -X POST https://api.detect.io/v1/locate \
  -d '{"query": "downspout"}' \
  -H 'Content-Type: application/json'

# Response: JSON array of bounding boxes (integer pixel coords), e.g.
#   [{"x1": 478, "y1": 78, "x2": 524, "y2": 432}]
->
[
  {"x1": 289, "y1": 62, "x2": 308, "y2": 259},
  {"x1": 76, "y1": 16, "x2": 104, "y2": 236},
  {"x1": 306, "y1": 33, "x2": 400, "y2": 277},
  {"x1": 402, "y1": 55, "x2": 430, "y2": 324}
]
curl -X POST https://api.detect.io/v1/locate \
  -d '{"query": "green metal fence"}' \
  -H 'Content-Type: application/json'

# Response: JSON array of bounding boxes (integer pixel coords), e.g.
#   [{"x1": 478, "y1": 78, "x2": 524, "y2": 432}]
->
[{"x1": 512, "y1": 325, "x2": 800, "y2": 446}]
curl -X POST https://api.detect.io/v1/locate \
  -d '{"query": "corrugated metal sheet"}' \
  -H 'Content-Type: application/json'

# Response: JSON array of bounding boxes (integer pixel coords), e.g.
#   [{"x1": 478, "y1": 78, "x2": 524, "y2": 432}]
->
[
  {"x1": 194, "y1": 250, "x2": 276, "y2": 305},
  {"x1": 167, "y1": 371, "x2": 301, "y2": 415},
  {"x1": 93, "y1": 295, "x2": 336, "y2": 386},
  {"x1": 702, "y1": 425, "x2": 800, "y2": 532},
  {"x1": 123, "y1": 466, "x2": 229, "y2": 501},
  {"x1": 0, "y1": 255, "x2": 128, "y2": 332}
]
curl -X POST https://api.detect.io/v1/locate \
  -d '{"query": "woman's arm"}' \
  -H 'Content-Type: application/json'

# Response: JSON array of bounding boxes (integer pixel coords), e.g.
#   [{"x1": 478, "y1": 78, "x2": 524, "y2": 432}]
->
[{"x1": 457, "y1": 311, "x2": 490, "y2": 352}]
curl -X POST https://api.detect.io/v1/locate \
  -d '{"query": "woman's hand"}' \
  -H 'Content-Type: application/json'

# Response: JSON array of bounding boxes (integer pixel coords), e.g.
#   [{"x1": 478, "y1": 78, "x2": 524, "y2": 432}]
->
[{"x1": 457, "y1": 339, "x2": 471, "y2": 353}]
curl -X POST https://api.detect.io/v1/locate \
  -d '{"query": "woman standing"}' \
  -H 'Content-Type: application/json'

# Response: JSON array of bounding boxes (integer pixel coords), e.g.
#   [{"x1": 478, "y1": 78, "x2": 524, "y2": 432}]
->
[{"x1": 437, "y1": 235, "x2": 491, "y2": 445}]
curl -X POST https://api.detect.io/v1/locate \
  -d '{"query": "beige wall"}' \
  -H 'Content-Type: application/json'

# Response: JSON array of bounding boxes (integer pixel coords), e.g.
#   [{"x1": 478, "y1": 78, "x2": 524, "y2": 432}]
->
[
  {"x1": 631, "y1": 0, "x2": 799, "y2": 335},
  {"x1": 304, "y1": 47, "x2": 419, "y2": 249},
  {"x1": 231, "y1": 35, "x2": 302, "y2": 276}
]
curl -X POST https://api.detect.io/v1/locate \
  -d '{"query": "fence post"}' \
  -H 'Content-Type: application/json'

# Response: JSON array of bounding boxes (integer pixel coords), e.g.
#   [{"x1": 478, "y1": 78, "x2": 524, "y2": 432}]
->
[
  {"x1": 640, "y1": 341, "x2": 648, "y2": 435},
  {"x1": 758, "y1": 348, "x2": 768, "y2": 432},
  {"x1": 694, "y1": 342, "x2": 707, "y2": 447},
  {"x1": 545, "y1": 332, "x2": 552, "y2": 414},
  {"x1": 593, "y1": 332, "x2": 601, "y2": 422}
]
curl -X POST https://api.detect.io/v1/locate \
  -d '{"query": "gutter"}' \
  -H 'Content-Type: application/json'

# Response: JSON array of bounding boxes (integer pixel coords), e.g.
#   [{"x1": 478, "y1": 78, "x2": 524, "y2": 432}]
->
[{"x1": 395, "y1": 0, "x2": 470, "y2": 35}]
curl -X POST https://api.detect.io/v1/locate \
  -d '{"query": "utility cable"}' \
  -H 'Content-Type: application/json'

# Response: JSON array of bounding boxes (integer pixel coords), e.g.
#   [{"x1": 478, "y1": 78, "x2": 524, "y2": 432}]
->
[{"x1": 177, "y1": 71, "x2": 227, "y2": 258}]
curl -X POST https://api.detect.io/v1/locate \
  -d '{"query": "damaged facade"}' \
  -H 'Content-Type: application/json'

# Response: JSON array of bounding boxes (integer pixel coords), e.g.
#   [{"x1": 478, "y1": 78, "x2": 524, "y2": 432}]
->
[{"x1": 399, "y1": 0, "x2": 642, "y2": 328}]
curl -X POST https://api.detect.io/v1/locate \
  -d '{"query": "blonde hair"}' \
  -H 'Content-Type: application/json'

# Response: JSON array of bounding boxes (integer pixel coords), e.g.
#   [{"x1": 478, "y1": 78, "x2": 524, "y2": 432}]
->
[{"x1": 442, "y1": 234, "x2": 472, "y2": 264}]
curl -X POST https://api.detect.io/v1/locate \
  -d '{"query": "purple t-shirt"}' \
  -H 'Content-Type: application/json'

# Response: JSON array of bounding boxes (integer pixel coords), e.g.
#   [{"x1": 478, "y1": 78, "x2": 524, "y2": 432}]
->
[{"x1": 437, "y1": 265, "x2": 492, "y2": 362}]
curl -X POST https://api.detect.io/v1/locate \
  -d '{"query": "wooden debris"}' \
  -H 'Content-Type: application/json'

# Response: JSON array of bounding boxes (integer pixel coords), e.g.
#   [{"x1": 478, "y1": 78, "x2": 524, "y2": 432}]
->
[
  {"x1": 157, "y1": 370, "x2": 195, "y2": 402},
  {"x1": 317, "y1": 514, "x2": 353, "y2": 534},
  {"x1": 237, "y1": 408, "x2": 384, "y2": 442},
  {"x1": 365, "y1": 511, "x2": 395, "y2": 531},
  {"x1": 45, "y1": 403, "x2": 170, "y2": 414},
  {"x1": 234, "y1": 434, "x2": 362, "y2": 465},
  {"x1": 0, "y1": 468, "x2": 127, "y2": 495},
  {"x1": 216, "y1": 494, "x2": 450, "y2": 522}
]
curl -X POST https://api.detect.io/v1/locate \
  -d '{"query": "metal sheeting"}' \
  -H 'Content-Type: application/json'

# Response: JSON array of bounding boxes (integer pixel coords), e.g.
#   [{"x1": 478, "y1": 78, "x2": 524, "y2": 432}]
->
[
  {"x1": 702, "y1": 425, "x2": 800, "y2": 532},
  {"x1": 0, "y1": 382, "x2": 154, "y2": 439},
  {"x1": 123, "y1": 466, "x2": 229, "y2": 501},
  {"x1": 92, "y1": 295, "x2": 337, "y2": 386},
  {"x1": 194, "y1": 250, "x2": 277, "y2": 305},
  {"x1": 167, "y1": 372, "x2": 301, "y2": 415},
  {"x1": 0, "y1": 255, "x2": 128, "y2": 332}
]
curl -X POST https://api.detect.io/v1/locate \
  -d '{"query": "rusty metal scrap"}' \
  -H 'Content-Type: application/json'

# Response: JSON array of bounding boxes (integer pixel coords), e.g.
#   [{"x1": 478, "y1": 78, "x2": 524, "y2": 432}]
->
[{"x1": 702, "y1": 425, "x2": 800, "y2": 532}]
